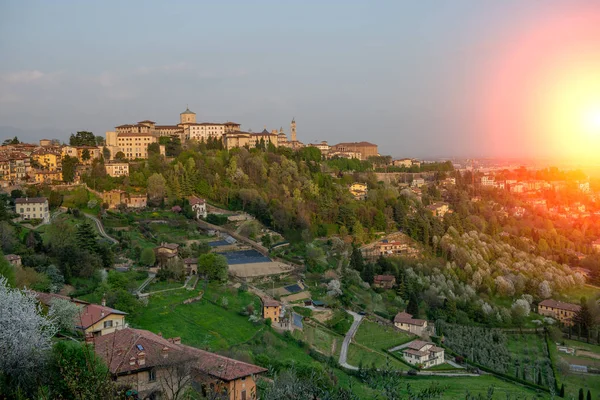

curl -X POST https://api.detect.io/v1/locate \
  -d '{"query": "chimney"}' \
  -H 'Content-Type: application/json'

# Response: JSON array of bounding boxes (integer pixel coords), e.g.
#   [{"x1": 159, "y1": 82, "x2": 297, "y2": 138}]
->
[
  {"x1": 129, "y1": 356, "x2": 136, "y2": 366},
  {"x1": 137, "y1": 351, "x2": 146, "y2": 366},
  {"x1": 158, "y1": 332, "x2": 162, "y2": 337},
  {"x1": 161, "y1": 346, "x2": 169, "y2": 358},
  {"x1": 101, "y1": 294, "x2": 106, "y2": 307},
  {"x1": 85, "y1": 333, "x2": 94, "y2": 345},
  {"x1": 168, "y1": 337, "x2": 181, "y2": 345}
]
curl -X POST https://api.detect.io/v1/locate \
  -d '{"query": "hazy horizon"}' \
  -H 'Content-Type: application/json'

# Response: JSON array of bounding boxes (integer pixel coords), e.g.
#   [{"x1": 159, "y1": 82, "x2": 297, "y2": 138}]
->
[{"x1": 2, "y1": 1, "x2": 600, "y2": 160}]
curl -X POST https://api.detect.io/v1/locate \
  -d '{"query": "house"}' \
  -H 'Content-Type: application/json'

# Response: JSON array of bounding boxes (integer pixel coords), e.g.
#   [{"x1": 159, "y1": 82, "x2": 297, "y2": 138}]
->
[
  {"x1": 33, "y1": 291, "x2": 90, "y2": 309},
  {"x1": 34, "y1": 170, "x2": 63, "y2": 183},
  {"x1": 105, "y1": 161, "x2": 129, "y2": 177},
  {"x1": 5, "y1": 254, "x2": 21, "y2": 267},
  {"x1": 592, "y1": 239, "x2": 600, "y2": 253},
  {"x1": 15, "y1": 197, "x2": 50, "y2": 224},
  {"x1": 76, "y1": 302, "x2": 127, "y2": 336},
  {"x1": 156, "y1": 242, "x2": 180, "y2": 265},
  {"x1": 394, "y1": 311, "x2": 429, "y2": 336},
  {"x1": 538, "y1": 299, "x2": 581, "y2": 326},
  {"x1": 127, "y1": 194, "x2": 147, "y2": 208},
  {"x1": 94, "y1": 328, "x2": 267, "y2": 400},
  {"x1": 411, "y1": 178, "x2": 425, "y2": 188},
  {"x1": 103, "y1": 190, "x2": 127, "y2": 209},
  {"x1": 376, "y1": 239, "x2": 409, "y2": 257},
  {"x1": 426, "y1": 202, "x2": 450, "y2": 217},
  {"x1": 183, "y1": 258, "x2": 198, "y2": 275},
  {"x1": 373, "y1": 275, "x2": 396, "y2": 290},
  {"x1": 349, "y1": 183, "x2": 368, "y2": 200},
  {"x1": 262, "y1": 299, "x2": 282, "y2": 323},
  {"x1": 402, "y1": 340, "x2": 445, "y2": 368},
  {"x1": 189, "y1": 196, "x2": 207, "y2": 219}
]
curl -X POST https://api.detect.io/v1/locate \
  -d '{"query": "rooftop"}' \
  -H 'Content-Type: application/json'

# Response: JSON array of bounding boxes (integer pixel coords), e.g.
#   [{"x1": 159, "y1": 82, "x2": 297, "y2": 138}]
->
[
  {"x1": 15, "y1": 197, "x2": 47, "y2": 204},
  {"x1": 539, "y1": 299, "x2": 581, "y2": 312},
  {"x1": 76, "y1": 304, "x2": 127, "y2": 329}
]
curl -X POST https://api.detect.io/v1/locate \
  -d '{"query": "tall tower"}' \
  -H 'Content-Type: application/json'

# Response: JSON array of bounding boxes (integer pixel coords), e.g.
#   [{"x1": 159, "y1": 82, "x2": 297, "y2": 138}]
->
[
  {"x1": 290, "y1": 118, "x2": 296, "y2": 142},
  {"x1": 180, "y1": 106, "x2": 196, "y2": 124}
]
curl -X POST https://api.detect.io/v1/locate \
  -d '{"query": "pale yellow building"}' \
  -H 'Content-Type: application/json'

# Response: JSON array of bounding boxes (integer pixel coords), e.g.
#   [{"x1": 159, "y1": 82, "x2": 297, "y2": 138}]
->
[
  {"x1": 77, "y1": 303, "x2": 127, "y2": 336},
  {"x1": 186, "y1": 123, "x2": 226, "y2": 141},
  {"x1": 262, "y1": 299, "x2": 281, "y2": 323},
  {"x1": 105, "y1": 161, "x2": 129, "y2": 177},
  {"x1": 31, "y1": 150, "x2": 61, "y2": 171},
  {"x1": 34, "y1": 170, "x2": 63, "y2": 183},
  {"x1": 349, "y1": 183, "x2": 368, "y2": 200},
  {"x1": 538, "y1": 299, "x2": 580, "y2": 326}
]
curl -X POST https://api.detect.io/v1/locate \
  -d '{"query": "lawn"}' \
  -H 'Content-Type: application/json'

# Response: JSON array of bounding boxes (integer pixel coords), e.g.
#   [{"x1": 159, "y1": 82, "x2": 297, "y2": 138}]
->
[
  {"x1": 129, "y1": 284, "x2": 264, "y2": 351},
  {"x1": 551, "y1": 338, "x2": 600, "y2": 399},
  {"x1": 400, "y1": 375, "x2": 548, "y2": 399},
  {"x1": 326, "y1": 309, "x2": 353, "y2": 335},
  {"x1": 347, "y1": 343, "x2": 410, "y2": 370},
  {"x1": 354, "y1": 319, "x2": 414, "y2": 351},
  {"x1": 558, "y1": 285, "x2": 600, "y2": 304},
  {"x1": 505, "y1": 333, "x2": 554, "y2": 388},
  {"x1": 294, "y1": 324, "x2": 342, "y2": 358},
  {"x1": 144, "y1": 279, "x2": 184, "y2": 292}
]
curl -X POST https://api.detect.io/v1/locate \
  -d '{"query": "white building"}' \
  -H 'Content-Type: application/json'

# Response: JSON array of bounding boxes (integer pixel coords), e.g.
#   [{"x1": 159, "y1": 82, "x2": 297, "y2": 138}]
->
[
  {"x1": 402, "y1": 340, "x2": 445, "y2": 369},
  {"x1": 189, "y1": 196, "x2": 207, "y2": 219},
  {"x1": 15, "y1": 197, "x2": 50, "y2": 224},
  {"x1": 186, "y1": 123, "x2": 226, "y2": 141},
  {"x1": 105, "y1": 162, "x2": 129, "y2": 177}
]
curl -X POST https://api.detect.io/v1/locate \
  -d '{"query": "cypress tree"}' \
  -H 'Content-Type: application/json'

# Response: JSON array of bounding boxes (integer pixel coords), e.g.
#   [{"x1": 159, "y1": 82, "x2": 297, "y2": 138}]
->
[
  {"x1": 579, "y1": 388, "x2": 584, "y2": 400},
  {"x1": 559, "y1": 384, "x2": 564, "y2": 398},
  {"x1": 586, "y1": 390, "x2": 591, "y2": 400}
]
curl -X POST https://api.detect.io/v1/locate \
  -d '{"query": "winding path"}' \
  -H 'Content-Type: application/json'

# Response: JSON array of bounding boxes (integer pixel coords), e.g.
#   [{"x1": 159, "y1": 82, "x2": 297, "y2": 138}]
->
[
  {"x1": 84, "y1": 213, "x2": 118, "y2": 244},
  {"x1": 338, "y1": 310, "x2": 364, "y2": 370}
]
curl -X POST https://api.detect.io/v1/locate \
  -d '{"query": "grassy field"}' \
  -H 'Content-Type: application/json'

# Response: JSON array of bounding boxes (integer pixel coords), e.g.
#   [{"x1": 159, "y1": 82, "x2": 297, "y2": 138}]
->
[
  {"x1": 505, "y1": 333, "x2": 554, "y2": 388},
  {"x1": 550, "y1": 338, "x2": 600, "y2": 399},
  {"x1": 128, "y1": 284, "x2": 264, "y2": 351},
  {"x1": 558, "y1": 285, "x2": 600, "y2": 304},
  {"x1": 354, "y1": 319, "x2": 414, "y2": 351},
  {"x1": 347, "y1": 343, "x2": 410, "y2": 370},
  {"x1": 144, "y1": 279, "x2": 184, "y2": 292},
  {"x1": 294, "y1": 324, "x2": 342, "y2": 358}
]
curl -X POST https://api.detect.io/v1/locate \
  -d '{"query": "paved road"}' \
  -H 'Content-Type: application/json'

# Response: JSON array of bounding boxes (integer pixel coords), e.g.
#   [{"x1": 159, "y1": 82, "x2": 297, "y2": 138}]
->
[
  {"x1": 388, "y1": 342, "x2": 414, "y2": 353},
  {"x1": 339, "y1": 310, "x2": 364, "y2": 370},
  {"x1": 84, "y1": 213, "x2": 118, "y2": 244}
]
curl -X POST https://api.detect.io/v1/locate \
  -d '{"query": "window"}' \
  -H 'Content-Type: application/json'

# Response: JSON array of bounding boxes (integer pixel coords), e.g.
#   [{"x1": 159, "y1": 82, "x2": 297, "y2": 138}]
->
[
  {"x1": 103, "y1": 320, "x2": 113, "y2": 329},
  {"x1": 149, "y1": 369, "x2": 156, "y2": 382}
]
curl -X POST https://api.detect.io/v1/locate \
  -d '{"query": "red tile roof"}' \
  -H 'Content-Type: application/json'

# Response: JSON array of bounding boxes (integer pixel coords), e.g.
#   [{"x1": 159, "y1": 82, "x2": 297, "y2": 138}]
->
[
  {"x1": 182, "y1": 344, "x2": 267, "y2": 381},
  {"x1": 95, "y1": 328, "x2": 267, "y2": 380},
  {"x1": 393, "y1": 312, "x2": 427, "y2": 326},
  {"x1": 539, "y1": 299, "x2": 581, "y2": 312},
  {"x1": 188, "y1": 196, "x2": 205, "y2": 206},
  {"x1": 374, "y1": 275, "x2": 395, "y2": 282},
  {"x1": 33, "y1": 291, "x2": 89, "y2": 307},
  {"x1": 15, "y1": 197, "x2": 47, "y2": 204},
  {"x1": 76, "y1": 304, "x2": 127, "y2": 329},
  {"x1": 263, "y1": 299, "x2": 280, "y2": 307}
]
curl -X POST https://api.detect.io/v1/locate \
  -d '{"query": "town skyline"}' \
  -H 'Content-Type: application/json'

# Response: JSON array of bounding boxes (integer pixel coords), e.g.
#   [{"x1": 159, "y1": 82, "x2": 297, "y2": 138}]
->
[{"x1": 3, "y1": 1, "x2": 600, "y2": 160}]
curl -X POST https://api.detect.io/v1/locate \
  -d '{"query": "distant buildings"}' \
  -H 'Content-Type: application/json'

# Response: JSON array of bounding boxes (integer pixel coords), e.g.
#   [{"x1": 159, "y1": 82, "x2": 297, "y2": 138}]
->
[
  {"x1": 426, "y1": 202, "x2": 450, "y2": 218},
  {"x1": 329, "y1": 141, "x2": 378, "y2": 160},
  {"x1": 349, "y1": 183, "x2": 368, "y2": 200},
  {"x1": 15, "y1": 197, "x2": 50, "y2": 224},
  {"x1": 262, "y1": 299, "x2": 282, "y2": 323},
  {"x1": 5, "y1": 254, "x2": 21, "y2": 267},
  {"x1": 373, "y1": 275, "x2": 396, "y2": 290},
  {"x1": 102, "y1": 190, "x2": 147, "y2": 209},
  {"x1": 105, "y1": 161, "x2": 129, "y2": 177}
]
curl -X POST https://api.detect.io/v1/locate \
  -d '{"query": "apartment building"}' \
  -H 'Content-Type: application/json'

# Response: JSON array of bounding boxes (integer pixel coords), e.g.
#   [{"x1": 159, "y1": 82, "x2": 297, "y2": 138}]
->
[{"x1": 15, "y1": 197, "x2": 50, "y2": 224}]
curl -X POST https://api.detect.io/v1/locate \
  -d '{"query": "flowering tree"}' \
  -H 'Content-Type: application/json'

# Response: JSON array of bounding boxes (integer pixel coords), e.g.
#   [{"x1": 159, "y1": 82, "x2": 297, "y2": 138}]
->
[
  {"x1": 49, "y1": 297, "x2": 79, "y2": 333},
  {"x1": 327, "y1": 279, "x2": 342, "y2": 297},
  {"x1": 0, "y1": 277, "x2": 57, "y2": 389}
]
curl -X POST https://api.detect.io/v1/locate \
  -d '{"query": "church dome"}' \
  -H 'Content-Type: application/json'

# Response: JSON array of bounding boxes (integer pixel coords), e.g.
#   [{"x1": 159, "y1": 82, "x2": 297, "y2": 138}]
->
[{"x1": 181, "y1": 107, "x2": 196, "y2": 115}]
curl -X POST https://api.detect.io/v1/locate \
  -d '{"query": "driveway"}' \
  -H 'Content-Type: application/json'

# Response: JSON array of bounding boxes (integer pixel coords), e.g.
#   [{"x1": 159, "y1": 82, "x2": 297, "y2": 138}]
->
[
  {"x1": 338, "y1": 310, "x2": 364, "y2": 370},
  {"x1": 84, "y1": 213, "x2": 118, "y2": 244}
]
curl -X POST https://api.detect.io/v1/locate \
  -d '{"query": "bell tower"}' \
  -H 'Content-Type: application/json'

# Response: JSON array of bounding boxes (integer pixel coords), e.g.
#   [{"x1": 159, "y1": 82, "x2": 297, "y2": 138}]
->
[
  {"x1": 290, "y1": 118, "x2": 296, "y2": 142},
  {"x1": 180, "y1": 106, "x2": 196, "y2": 124}
]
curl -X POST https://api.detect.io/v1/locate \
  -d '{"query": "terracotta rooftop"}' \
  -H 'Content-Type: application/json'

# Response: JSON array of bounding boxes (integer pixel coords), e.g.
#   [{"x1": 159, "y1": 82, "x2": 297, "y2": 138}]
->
[
  {"x1": 5, "y1": 254, "x2": 20, "y2": 261},
  {"x1": 394, "y1": 312, "x2": 427, "y2": 326},
  {"x1": 76, "y1": 304, "x2": 127, "y2": 330},
  {"x1": 95, "y1": 328, "x2": 267, "y2": 380},
  {"x1": 158, "y1": 243, "x2": 179, "y2": 251},
  {"x1": 15, "y1": 197, "x2": 47, "y2": 204},
  {"x1": 539, "y1": 299, "x2": 581, "y2": 312},
  {"x1": 189, "y1": 196, "x2": 206, "y2": 206},
  {"x1": 33, "y1": 291, "x2": 89, "y2": 307},
  {"x1": 405, "y1": 340, "x2": 431, "y2": 351},
  {"x1": 263, "y1": 299, "x2": 280, "y2": 307},
  {"x1": 374, "y1": 275, "x2": 395, "y2": 282}
]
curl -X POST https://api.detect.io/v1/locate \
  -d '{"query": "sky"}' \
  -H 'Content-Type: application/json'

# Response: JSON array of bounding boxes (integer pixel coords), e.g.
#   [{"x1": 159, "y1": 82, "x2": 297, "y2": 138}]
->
[{"x1": 2, "y1": 1, "x2": 600, "y2": 160}]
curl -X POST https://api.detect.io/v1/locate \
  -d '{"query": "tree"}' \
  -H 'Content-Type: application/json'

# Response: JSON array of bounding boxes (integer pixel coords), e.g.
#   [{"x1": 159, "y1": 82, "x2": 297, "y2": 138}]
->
[
  {"x1": 148, "y1": 142, "x2": 161, "y2": 155},
  {"x1": 62, "y1": 155, "x2": 79, "y2": 183},
  {"x1": 0, "y1": 252, "x2": 16, "y2": 287},
  {"x1": 114, "y1": 151, "x2": 126, "y2": 161},
  {"x1": 69, "y1": 131, "x2": 96, "y2": 146},
  {"x1": 197, "y1": 253, "x2": 228, "y2": 282},
  {"x1": 407, "y1": 292, "x2": 419, "y2": 316},
  {"x1": 587, "y1": 390, "x2": 591, "y2": 400},
  {"x1": 49, "y1": 297, "x2": 79, "y2": 333},
  {"x1": 559, "y1": 384, "x2": 565, "y2": 398},
  {"x1": 573, "y1": 299, "x2": 594, "y2": 340},
  {"x1": 0, "y1": 277, "x2": 57, "y2": 391},
  {"x1": 95, "y1": 135, "x2": 105, "y2": 146},
  {"x1": 579, "y1": 388, "x2": 584, "y2": 400},
  {"x1": 102, "y1": 146, "x2": 111, "y2": 160},
  {"x1": 50, "y1": 341, "x2": 116, "y2": 399},
  {"x1": 140, "y1": 247, "x2": 156, "y2": 266},
  {"x1": 76, "y1": 221, "x2": 98, "y2": 253},
  {"x1": 2, "y1": 136, "x2": 20, "y2": 145},
  {"x1": 148, "y1": 173, "x2": 167, "y2": 203},
  {"x1": 82, "y1": 148, "x2": 91, "y2": 161},
  {"x1": 349, "y1": 244, "x2": 365, "y2": 272}
]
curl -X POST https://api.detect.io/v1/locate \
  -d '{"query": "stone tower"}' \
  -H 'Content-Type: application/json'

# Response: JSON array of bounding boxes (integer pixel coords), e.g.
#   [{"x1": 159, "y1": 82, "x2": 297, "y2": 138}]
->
[
  {"x1": 290, "y1": 118, "x2": 296, "y2": 142},
  {"x1": 180, "y1": 106, "x2": 196, "y2": 124}
]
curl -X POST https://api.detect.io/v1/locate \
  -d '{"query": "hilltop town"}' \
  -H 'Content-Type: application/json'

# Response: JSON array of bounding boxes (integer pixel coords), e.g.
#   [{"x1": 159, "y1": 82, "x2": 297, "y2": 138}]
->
[{"x1": 1, "y1": 108, "x2": 600, "y2": 399}]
